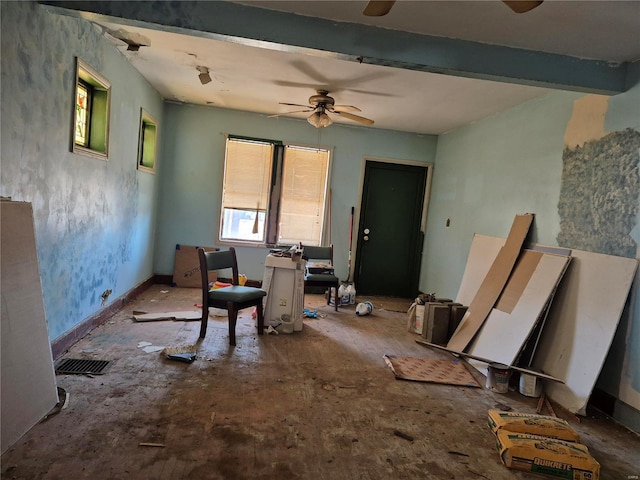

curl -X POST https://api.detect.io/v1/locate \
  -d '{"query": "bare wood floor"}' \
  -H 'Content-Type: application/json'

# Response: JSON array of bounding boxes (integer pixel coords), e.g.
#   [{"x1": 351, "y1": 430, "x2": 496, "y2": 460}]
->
[{"x1": 2, "y1": 285, "x2": 638, "y2": 479}]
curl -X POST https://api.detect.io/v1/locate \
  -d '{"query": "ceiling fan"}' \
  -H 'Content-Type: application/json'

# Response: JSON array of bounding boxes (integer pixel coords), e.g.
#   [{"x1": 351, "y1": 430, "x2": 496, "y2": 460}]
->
[
  {"x1": 271, "y1": 90, "x2": 375, "y2": 128},
  {"x1": 363, "y1": 1, "x2": 543, "y2": 16}
]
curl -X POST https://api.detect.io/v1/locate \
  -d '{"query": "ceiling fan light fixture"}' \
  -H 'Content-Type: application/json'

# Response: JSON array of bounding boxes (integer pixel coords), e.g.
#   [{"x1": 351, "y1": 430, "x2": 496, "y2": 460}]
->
[
  {"x1": 307, "y1": 111, "x2": 332, "y2": 128},
  {"x1": 196, "y1": 66, "x2": 212, "y2": 85}
]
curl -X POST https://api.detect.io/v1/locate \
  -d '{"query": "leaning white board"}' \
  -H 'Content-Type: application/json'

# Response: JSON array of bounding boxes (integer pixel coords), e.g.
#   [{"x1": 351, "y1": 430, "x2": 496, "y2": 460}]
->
[
  {"x1": 455, "y1": 233, "x2": 638, "y2": 415},
  {"x1": 1, "y1": 201, "x2": 59, "y2": 453},
  {"x1": 532, "y1": 249, "x2": 637, "y2": 415},
  {"x1": 455, "y1": 234, "x2": 504, "y2": 306},
  {"x1": 467, "y1": 252, "x2": 571, "y2": 376}
]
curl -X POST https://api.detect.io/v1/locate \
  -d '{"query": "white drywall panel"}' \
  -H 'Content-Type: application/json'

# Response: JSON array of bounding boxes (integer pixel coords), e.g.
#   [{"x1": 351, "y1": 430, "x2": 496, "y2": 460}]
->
[
  {"x1": 455, "y1": 234, "x2": 505, "y2": 306},
  {"x1": 1, "y1": 201, "x2": 58, "y2": 453},
  {"x1": 533, "y1": 249, "x2": 637, "y2": 415},
  {"x1": 467, "y1": 252, "x2": 570, "y2": 375}
]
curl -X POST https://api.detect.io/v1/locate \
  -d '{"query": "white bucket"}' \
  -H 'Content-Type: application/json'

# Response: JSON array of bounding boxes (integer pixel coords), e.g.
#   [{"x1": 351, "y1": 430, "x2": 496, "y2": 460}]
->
[
  {"x1": 486, "y1": 363, "x2": 510, "y2": 393},
  {"x1": 278, "y1": 314, "x2": 294, "y2": 334},
  {"x1": 519, "y1": 371, "x2": 543, "y2": 397}
]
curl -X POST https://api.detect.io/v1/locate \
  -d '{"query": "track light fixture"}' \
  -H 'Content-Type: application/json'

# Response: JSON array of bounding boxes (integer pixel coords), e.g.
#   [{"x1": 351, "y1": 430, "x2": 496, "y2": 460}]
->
[
  {"x1": 307, "y1": 110, "x2": 333, "y2": 128},
  {"x1": 196, "y1": 66, "x2": 212, "y2": 85}
]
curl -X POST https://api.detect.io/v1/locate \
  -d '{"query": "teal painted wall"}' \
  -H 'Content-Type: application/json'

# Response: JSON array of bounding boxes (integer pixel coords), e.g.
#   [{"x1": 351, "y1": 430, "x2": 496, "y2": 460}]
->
[
  {"x1": 3, "y1": 0, "x2": 638, "y2": 431},
  {"x1": 155, "y1": 103, "x2": 437, "y2": 282},
  {"x1": 422, "y1": 68, "x2": 640, "y2": 423},
  {"x1": 0, "y1": 2, "x2": 164, "y2": 341}
]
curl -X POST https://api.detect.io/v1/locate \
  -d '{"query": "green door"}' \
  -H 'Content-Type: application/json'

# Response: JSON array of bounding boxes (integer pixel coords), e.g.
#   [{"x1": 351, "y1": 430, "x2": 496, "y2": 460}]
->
[{"x1": 354, "y1": 161, "x2": 428, "y2": 298}]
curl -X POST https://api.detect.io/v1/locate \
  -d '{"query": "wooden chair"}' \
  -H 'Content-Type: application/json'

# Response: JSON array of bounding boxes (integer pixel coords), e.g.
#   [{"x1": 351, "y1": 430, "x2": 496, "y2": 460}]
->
[
  {"x1": 300, "y1": 244, "x2": 340, "y2": 311},
  {"x1": 198, "y1": 247, "x2": 267, "y2": 345}
]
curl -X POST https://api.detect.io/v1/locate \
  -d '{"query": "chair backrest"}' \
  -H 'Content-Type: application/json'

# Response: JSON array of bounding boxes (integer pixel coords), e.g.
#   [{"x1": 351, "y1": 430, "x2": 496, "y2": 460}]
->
[
  {"x1": 301, "y1": 244, "x2": 333, "y2": 263},
  {"x1": 199, "y1": 247, "x2": 239, "y2": 286}
]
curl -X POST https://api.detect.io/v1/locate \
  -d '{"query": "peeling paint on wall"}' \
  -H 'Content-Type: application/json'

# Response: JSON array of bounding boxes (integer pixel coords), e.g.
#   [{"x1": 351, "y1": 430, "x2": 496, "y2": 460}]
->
[
  {"x1": 557, "y1": 129, "x2": 640, "y2": 258},
  {"x1": 564, "y1": 94, "x2": 609, "y2": 148},
  {"x1": 1, "y1": 1, "x2": 162, "y2": 341},
  {"x1": 558, "y1": 94, "x2": 640, "y2": 258}
]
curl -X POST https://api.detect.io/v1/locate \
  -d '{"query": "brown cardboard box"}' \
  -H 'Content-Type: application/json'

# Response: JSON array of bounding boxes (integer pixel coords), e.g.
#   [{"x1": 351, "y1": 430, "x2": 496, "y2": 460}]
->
[
  {"x1": 422, "y1": 303, "x2": 450, "y2": 345},
  {"x1": 172, "y1": 244, "x2": 217, "y2": 287},
  {"x1": 448, "y1": 304, "x2": 467, "y2": 339}
]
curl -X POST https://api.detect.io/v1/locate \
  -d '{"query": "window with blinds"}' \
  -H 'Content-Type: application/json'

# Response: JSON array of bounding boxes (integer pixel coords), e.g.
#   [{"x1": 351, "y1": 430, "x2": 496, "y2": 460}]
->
[{"x1": 219, "y1": 137, "x2": 330, "y2": 246}]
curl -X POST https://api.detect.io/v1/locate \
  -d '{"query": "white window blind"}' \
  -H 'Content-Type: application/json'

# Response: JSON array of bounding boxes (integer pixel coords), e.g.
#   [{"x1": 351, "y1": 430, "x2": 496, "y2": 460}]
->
[
  {"x1": 278, "y1": 146, "x2": 329, "y2": 245},
  {"x1": 223, "y1": 139, "x2": 272, "y2": 211},
  {"x1": 219, "y1": 136, "x2": 330, "y2": 246}
]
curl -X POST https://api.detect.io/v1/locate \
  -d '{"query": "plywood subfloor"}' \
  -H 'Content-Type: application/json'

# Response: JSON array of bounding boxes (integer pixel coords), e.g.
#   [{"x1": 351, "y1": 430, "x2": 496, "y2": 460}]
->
[{"x1": 1, "y1": 285, "x2": 638, "y2": 480}]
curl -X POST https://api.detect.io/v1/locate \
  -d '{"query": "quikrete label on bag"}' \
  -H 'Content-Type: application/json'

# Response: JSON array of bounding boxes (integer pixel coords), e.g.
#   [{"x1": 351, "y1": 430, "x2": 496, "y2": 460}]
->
[
  {"x1": 495, "y1": 430, "x2": 599, "y2": 480},
  {"x1": 488, "y1": 409, "x2": 581, "y2": 443}
]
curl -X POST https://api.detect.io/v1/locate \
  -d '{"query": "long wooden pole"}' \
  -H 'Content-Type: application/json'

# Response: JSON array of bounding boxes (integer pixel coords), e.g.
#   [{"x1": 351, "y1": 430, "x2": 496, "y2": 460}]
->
[{"x1": 415, "y1": 339, "x2": 564, "y2": 384}]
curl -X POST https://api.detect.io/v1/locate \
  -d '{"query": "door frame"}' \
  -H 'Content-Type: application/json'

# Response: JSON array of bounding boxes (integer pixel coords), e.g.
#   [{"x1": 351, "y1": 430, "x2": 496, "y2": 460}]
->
[{"x1": 350, "y1": 156, "x2": 434, "y2": 284}]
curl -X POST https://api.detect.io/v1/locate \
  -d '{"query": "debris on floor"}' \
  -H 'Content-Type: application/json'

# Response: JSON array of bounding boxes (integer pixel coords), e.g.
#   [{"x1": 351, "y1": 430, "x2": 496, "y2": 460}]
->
[
  {"x1": 161, "y1": 344, "x2": 197, "y2": 363},
  {"x1": 133, "y1": 311, "x2": 201, "y2": 322},
  {"x1": 137, "y1": 341, "x2": 165, "y2": 353},
  {"x1": 383, "y1": 355, "x2": 481, "y2": 387},
  {"x1": 303, "y1": 308, "x2": 318, "y2": 318},
  {"x1": 355, "y1": 301, "x2": 373, "y2": 316},
  {"x1": 266, "y1": 325, "x2": 279, "y2": 335},
  {"x1": 393, "y1": 430, "x2": 414, "y2": 442},
  {"x1": 40, "y1": 387, "x2": 69, "y2": 422}
]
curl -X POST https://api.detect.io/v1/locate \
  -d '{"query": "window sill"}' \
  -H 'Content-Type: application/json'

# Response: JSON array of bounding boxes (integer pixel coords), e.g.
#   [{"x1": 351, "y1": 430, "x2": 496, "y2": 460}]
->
[{"x1": 73, "y1": 144, "x2": 108, "y2": 161}]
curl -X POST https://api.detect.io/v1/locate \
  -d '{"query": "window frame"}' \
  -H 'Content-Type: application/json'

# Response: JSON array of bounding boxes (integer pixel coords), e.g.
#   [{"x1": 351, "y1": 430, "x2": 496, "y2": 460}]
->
[
  {"x1": 74, "y1": 79, "x2": 91, "y2": 147},
  {"x1": 218, "y1": 135, "x2": 332, "y2": 248},
  {"x1": 137, "y1": 109, "x2": 159, "y2": 174},
  {"x1": 72, "y1": 58, "x2": 111, "y2": 160}
]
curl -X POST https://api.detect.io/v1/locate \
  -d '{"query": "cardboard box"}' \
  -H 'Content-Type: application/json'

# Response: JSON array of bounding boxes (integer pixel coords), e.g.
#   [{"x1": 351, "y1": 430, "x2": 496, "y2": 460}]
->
[
  {"x1": 448, "y1": 304, "x2": 467, "y2": 339},
  {"x1": 173, "y1": 244, "x2": 217, "y2": 287},
  {"x1": 495, "y1": 430, "x2": 599, "y2": 480},
  {"x1": 488, "y1": 410, "x2": 581, "y2": 443},
  {"x1": 423, "y1": 304, "x2": 450, "y2": 344},
  {"x1": 414, "y1": 304, "x2": 426, "y2": 334}
]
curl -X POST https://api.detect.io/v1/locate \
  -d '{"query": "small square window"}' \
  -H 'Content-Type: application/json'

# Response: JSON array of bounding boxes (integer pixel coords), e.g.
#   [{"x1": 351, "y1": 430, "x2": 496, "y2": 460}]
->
[
  {"x1": 72, "y1": 58, "x2": 111, "y2": 159},
  {"x1": 137, "y1": 109, "x2": 158, "y2": 174}
]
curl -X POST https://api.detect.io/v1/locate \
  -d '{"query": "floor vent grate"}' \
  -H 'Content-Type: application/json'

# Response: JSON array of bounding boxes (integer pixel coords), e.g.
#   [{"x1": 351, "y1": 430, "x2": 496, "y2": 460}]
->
[{"x1": 56, "y1": 358, "x2": 111, "y2": 375}]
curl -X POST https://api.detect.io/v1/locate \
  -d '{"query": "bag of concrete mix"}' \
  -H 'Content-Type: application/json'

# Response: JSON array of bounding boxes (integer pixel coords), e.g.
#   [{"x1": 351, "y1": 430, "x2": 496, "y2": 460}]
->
[
  {"x1": 495, "y1": 430, "x2": 599, "y2": 480},
  {"x1": 488, "y1": 409, "x2": 581, "y2": 443}
]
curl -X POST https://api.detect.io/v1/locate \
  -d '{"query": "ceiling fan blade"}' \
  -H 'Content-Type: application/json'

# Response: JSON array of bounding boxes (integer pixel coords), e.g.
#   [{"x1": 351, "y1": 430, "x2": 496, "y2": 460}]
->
[
  {"x1": 330, "y1": 105, "x2": 361, "y2": 113},
  {"x1": 502, "y1": 1, "x2": 543, "y2": 13},
  {"x1": 333, "y1": 111, "x2": 375, "y2": 126},
  {"x1": 363, "y1": 0, "x2": 396, "y2": 17},
  {"x1": 279, "y1": 102, "x2": 312, "y2": 108},
  {"x1": 269, "y1": 109, "x2": 314, "y2": 118}
]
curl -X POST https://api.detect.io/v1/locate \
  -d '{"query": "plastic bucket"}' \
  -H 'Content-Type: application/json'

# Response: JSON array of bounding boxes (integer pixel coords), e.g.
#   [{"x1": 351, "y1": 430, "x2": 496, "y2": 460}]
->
[
  {"x1": 486, "y1": 363, "x2": 510, "y2": 393},
  {"x1": 519, "y1": 371, "x2": 543, "y2": 397},
  {"x1": 279, "y1": 314, "x2": 294, "y2": 334}
]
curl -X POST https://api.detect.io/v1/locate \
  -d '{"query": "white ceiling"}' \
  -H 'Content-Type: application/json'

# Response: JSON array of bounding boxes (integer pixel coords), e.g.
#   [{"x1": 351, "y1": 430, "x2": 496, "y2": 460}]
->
[{"x1": 87, "y1": 1, "x2": 639, "y2": 135}]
